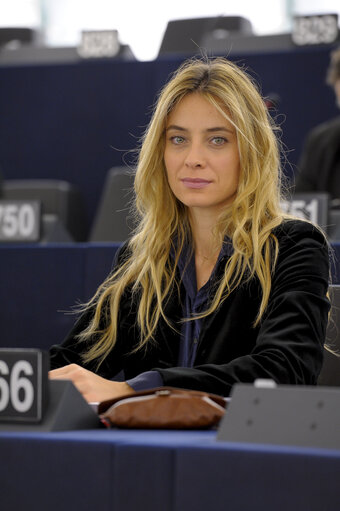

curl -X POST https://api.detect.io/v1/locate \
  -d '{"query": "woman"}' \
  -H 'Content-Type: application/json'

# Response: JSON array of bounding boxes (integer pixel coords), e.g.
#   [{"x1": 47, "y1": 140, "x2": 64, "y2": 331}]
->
[{"x1": 49, "y1": 57, "x2": 330, "y2": 403}]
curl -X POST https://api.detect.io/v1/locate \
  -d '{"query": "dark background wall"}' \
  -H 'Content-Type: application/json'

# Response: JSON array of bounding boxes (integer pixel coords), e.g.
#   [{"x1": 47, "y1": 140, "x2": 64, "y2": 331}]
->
[{"x1": 0, "y1": 44, "x2": 338, "y2": 235}]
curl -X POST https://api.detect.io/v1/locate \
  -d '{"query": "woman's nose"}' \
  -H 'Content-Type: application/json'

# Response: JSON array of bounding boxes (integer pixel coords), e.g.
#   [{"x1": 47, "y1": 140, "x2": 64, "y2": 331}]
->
[{"x1": 184, "y1": 144, "x2": 206, "y2": 168}]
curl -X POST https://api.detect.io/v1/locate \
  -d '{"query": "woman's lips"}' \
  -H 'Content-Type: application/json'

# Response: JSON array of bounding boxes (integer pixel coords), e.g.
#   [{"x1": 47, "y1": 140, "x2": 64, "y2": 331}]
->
[{"x1": 181, "y1": 178, "x2": 212, "y2": 189}]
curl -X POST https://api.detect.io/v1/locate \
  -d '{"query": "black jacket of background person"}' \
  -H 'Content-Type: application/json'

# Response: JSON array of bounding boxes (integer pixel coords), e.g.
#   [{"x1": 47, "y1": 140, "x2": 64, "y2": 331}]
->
[
  {"x1": 295, "y1": 116, "x2": 340, "y2": 200},
  {"x1": 49, "y1": 220, "x2": 330, "y2": 398}
]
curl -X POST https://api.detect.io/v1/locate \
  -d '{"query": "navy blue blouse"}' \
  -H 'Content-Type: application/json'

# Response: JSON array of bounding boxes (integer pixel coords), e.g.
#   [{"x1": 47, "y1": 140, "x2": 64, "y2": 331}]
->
[{"x1": 126, "y1": 240, "x2": 233, "y2": 390}]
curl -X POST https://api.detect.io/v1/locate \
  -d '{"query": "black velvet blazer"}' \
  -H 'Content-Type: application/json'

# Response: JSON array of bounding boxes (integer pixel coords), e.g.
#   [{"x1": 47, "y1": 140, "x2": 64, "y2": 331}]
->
[{"x1": 49, "y1": 220, "x2": 330, "y2": 397}]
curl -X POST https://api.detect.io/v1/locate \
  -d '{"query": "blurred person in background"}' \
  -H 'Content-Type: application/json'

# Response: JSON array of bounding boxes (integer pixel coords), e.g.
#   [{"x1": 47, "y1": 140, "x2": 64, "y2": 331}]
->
[{"x1": 295, "y1": 47, "x2": 340, "y2": 205}]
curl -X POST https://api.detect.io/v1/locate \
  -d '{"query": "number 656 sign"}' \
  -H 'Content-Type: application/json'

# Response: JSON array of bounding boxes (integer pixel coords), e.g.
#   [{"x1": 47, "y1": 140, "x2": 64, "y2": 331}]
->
[{"x1": 0, "y1": 349, "x2": 48, "y2": 422}]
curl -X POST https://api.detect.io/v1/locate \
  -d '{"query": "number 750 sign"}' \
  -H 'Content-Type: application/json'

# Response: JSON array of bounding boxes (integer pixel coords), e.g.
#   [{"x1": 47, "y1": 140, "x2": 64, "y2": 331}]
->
[
  {"x1": 0, "y1": 349, "x2": 48, "y2": 423},
  {"x1": 0, "y1": 200, "x2": 40, "y2": 241}
]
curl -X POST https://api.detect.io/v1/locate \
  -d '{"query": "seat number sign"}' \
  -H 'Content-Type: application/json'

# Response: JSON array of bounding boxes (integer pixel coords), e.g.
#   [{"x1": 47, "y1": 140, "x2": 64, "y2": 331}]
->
[
  {"x1": 0, "y1": 200, "x2": 40, "y2": 241},
  {"x1": 281, "y1": 198, "x2": 319, "y2": 224},
  {"x1": 292, "y1": 14, "x2": 339, "y2": 46},
  {"x1": 0, "y1": 349, "x2": 47, "y2": 422}
]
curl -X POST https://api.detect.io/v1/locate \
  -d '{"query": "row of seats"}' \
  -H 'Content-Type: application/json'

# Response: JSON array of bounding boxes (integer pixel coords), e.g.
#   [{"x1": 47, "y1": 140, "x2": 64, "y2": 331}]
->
[
  {"x1": 1, "y1": 179, "x2": 87, "y2": 242},
  {"x1": 90, "y1": 172, "x2": 340, "y2": 243},
  {"x1": 2, "y1": 169, "x2": 340, "y2": 243},
  {"x1": 0, "y1": 168, "x2": 133, "y2": 243}
]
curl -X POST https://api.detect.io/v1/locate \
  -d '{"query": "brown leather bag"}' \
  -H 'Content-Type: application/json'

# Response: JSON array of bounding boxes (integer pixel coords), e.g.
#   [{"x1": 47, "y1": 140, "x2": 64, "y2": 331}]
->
[{"x1": 98, "y1": 387, "x2": 227, "y2": 429}]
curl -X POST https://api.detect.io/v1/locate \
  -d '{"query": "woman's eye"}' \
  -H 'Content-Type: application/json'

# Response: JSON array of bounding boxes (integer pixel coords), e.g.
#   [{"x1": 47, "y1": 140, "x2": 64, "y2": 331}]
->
[
  {"x1": 211, "y1": 137, "x2": 227, "y2": 146},
  {"x1": 170, "y1": 136, "x2": 185, "y2": 145}
]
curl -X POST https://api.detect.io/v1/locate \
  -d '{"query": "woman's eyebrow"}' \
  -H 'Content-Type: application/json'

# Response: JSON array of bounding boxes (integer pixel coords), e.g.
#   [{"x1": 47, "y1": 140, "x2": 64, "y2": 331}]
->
[
  {"x1": 166, "y1": 125, "x2": 234, "y2": 133},
  {"x1": 206, "y1": 126, "x2": 234, "y2": 134},
  {"x1": 166, "y1": 125, "x2": 187, "y2": 132}
]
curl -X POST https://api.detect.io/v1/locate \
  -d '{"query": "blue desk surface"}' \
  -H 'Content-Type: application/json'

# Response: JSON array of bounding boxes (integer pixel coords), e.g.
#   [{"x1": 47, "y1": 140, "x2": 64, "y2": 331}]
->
[{"x1": 1, "y1": 428, "x2": 340, "y2": 511}]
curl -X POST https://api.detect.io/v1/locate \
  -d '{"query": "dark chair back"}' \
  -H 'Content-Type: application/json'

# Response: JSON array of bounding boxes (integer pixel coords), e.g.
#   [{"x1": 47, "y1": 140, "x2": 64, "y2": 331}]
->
[
  {"x1": 89, "y1": 167, "x2": 135, "y2": 242},
  {"x1": 0, "y1": 28, "x2": 35, "y2": 47},
  {"x1": 158, "y1": 16, "x2": 253, "y2": 56},
  {"x1": 318, "y1": 285, "x2": 340, "y2": 386},
  {"x1": 2, "y1": 179, "x2": 87, "y2": 241}
]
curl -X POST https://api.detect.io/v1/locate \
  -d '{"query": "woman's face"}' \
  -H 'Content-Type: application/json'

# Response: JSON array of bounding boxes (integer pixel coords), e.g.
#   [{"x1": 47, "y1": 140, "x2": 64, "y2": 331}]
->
[{"x1": 164, "y1": 93, "x2": 240, "y2": 216}]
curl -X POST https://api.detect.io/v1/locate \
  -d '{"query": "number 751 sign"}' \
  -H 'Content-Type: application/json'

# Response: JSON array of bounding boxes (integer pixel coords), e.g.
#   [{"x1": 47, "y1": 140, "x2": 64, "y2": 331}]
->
[{"x1": 0, "y1": 349, "x2": 48, "y2": 423}]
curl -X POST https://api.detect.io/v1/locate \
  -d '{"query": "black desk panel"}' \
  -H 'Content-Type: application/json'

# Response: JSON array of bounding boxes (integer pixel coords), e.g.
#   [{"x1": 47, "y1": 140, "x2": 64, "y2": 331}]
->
[{"x1": 0, "y1": 243, "x2": 120, "y2": 350}]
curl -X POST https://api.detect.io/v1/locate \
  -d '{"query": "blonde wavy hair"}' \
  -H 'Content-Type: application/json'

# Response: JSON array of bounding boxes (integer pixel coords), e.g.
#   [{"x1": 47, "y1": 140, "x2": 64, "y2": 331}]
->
[{"x1": 80, "y1": 57, "x2": 285, "y2": 366}]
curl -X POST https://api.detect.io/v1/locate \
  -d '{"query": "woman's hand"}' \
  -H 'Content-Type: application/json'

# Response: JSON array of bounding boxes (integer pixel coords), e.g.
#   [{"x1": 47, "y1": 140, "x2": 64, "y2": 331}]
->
[{"x1": 49, "y1": 364, "x2": 135, "y2": 403}]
